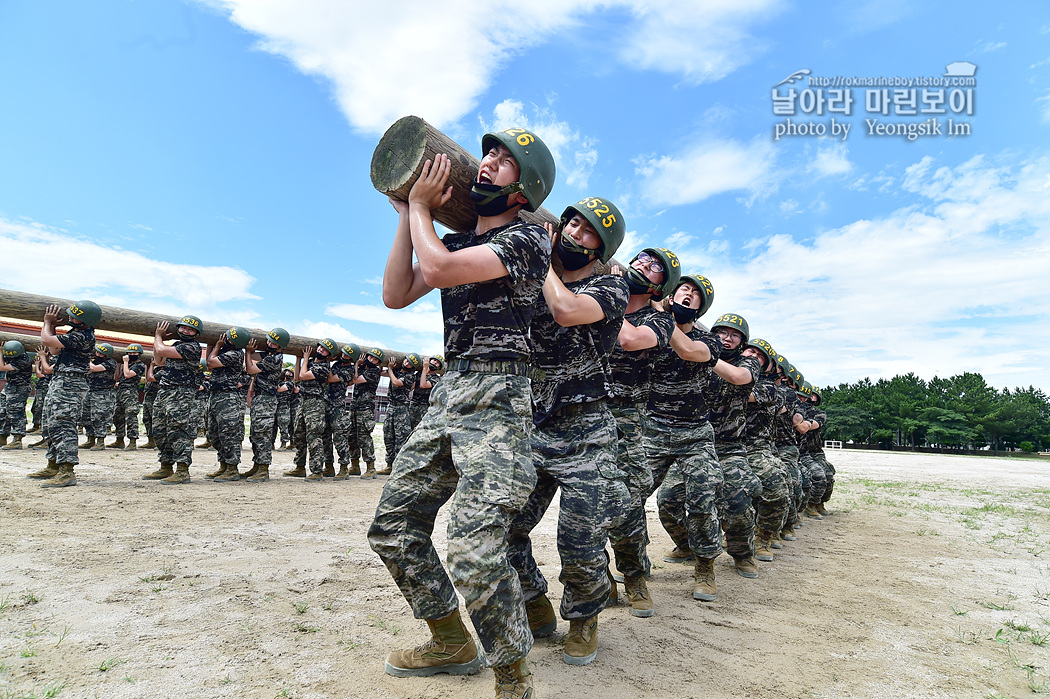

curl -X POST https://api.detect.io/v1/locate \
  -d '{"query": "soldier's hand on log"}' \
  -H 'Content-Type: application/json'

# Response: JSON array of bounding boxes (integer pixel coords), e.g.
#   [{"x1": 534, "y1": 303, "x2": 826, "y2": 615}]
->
[
  {"x1": 156, "y1": 321, "x2": 170, "y2": 337},
  {"x1": 247, "y1": 338, "x2": 257, "y2": 353},
  {"x1": 389, "y1": 196, "x2": 409, "y2": 215},
  {"x1": 43, "y1": 304, "x2": 61, "y2": 323},
  {"x1": 409, "y1": 154, "x2": 453, "y2": 210}
]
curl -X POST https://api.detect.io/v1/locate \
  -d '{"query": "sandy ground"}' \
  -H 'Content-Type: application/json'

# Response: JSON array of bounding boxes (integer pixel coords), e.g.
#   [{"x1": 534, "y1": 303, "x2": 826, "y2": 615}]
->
[{"x1": 1, "y1": 438, "x2": 1049, "y2": 699}]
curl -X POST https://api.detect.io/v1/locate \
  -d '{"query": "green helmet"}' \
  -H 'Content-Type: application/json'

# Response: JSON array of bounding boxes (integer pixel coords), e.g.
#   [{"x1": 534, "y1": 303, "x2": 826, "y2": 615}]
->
[
  {"x1": 405, "y1": 353, "x2": 422, "y2": 370},
  {"x1": 126, "y1": 343, "x2": 143, "y2": 354},
  {"x1": 774, "y1": 353, "x2": 791, "y2": 379},
  {"x1": 676, "y1": 274, "x2": 715, "y2": 319},
  {"x1": 430, "y1": 355, "x2": 444, "y2": 371},
  {"x1": 810, "y1": 386, "x2": 823, "y2": 404},
  {"x1": 199, "y1": 358, "x2": 208, "y2": 372},
  {"x1": 366, "y1": 347, "x2": 385, "y2": 363},
  {"x1": 798, "y1": 381, "x2": 813, "y2": 398},
  {"x1": 2, "y1": 340, "x2": 25, "y2": 358},
  {"x1": 480, "y1": 126, "x2": 556, "y2": 212},
  {"x1": 318, "y1": 338, "x2": 338, "y2": 357},
  {"x1": 267, "y1": 327, "x2": 290, "y2": 349},
  {"x1": 177, "y1": 315, "x2": 203, "y2": 335},
  {"x1": 560, "y1": 196, "x2": 625, "y2": 263},
  {"x1": 225, "y1": 326, "x2": 251, "y2": 350},
  {"x1": 711, "y1": 313, "x2": 750, "y2": 345},
  {"x1": 95, "y1": 342, "x2": 114, "y2": 358},
  {"x1": 626, "y1": 248, "x2": 682, "y2": 300},
  {"x1": 341, "y1": 343, "x2": 361, "y2": 362},
  {"x1": 788, "y1": 363, "x2": 804, "y2": 387},
  {"x1": 67, "y1": 300, "x2": 102, "y2": 327},
  {"x1": 746, "y1": 338, "x2": 776, "y2": 372}
]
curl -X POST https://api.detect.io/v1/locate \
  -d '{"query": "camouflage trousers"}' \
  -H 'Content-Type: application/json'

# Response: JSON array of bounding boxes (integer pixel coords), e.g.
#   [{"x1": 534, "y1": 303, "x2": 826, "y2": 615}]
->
[
  {"x1": 142, "y1": 392, "x2": 157, "y2": 437},
  {"x1": 367, "y1": 371, "x2": 537, "y2": 668},
  {"x1": 293, "y1": 395, "x2": 328, "y2": 474},
  {"x1": 31, "y1": 383, "x2": 47, "y2": 429},
  {"x1": 714, "y1": 442, "x2": 758, "y2": 559},
  {"x1": 776, "y1": 443, "x2": 803, "y2": 526},
  {"x1": 322, "y1": 401, "x2": 351, "y2": 467},
  {"x1": 800, "y1": 451, "x2": 830, "y2": 505},
  {"x1": 383, "y1": 402, "x2": 413, "y2": 467},
  {"x1": 508, "y1": 402, "x2": 628, "y2": 621},
  {"x1": 408, "y1": 400, "x2": 431, "y2": 431},
  {"x1": 653, "y1": 418, "x2": 725, "y2": 561},
  {"x1": 208, "y1": 390, "x2": 246, "y2": 466},
  {"x1": 0, "y1": 391, "x2": 7, "y2": 436},
  {"x1": 155, "y1": 385, "x2": 196, "y2": 466},
  {"x1": 606, "y1": 402, "x2": 658, "y2": 579},
  {"x1": 193, "y1": 396, "x2": 208, "y2": 434},
  {"x1": 745, "y1": 438, "x2": 790, "y2": 535},
  {"x1": 249, "y1": 393, "x2": 278, "y2": 466},
  {"x1": 43, "y1": 373, "x2": 88, "y2": 465},
  {"x1": 275, "y1": 400, "x2": 293, "y2": 443},
  {"x1": 84, "y1": 389, "x2": 117, "y2": 439},
  {"x1": 349, "y1": 402, "x2": 376, "y2": 463},
  {"x1": 112, "y1": 388, "x2": 142, "y2": 440},
  {"x1": 1, "y1": 384, "x2": 31, "y2": 437},
  {"x1": 806, "y1": 452, "x2": 836, "y2": 504}
]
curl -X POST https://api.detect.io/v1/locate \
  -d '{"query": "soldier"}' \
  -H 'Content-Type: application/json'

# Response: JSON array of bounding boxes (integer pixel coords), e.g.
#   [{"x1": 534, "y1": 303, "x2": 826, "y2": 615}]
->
[
  {"x1": 111, "y1": 343, "x2": 146, "y2": 449},
  {"x1": 367, "y1": 127, "x2": 555, "y2": 698},
  {"x1": 647, "y1": 274, "x2": 724, "y2": 602},
  {"x1": 771, "y1": 356, "x2": 808, "y2": 541},
  {"x1": 351, "y1": 347, "x2": 383, "y2": 479},
  {"x1": 288, "y1": 338, "x2": 337, "y2": 480},
  {"x1": 339, "y1": 344, "x2": 362, "y2": 473},
  {"x1": 605, "y1": 247, "x2": 680, "y2": 617},
  {"x1": 141, "y1": 359, "x2": 162, "y2": 449},
  {"x1": 740, "y1": 338, "x2": 791, "y2": 564},
  {"x1": 381, "y1": 353, "x2": 419, "y2": 475},
  {"x1": 1, "y1": 340, "x2": 34, "y2": 450},
  {"x1": 143, "y1": 315, "x2": 204, "y2": 484},
  {"x1": 81, "y1": 343, "x2": 117, "y2": 451},
  {"x1": 27, "y1": 350, "x2": 54, "y2": 449},
  {"x1": 707, "y1": 313, "x2": 763, "y2": 579},
  {"x1": 242, "y1": 328, "x2": 289, "y2": 482},
  {"x1": 323, "y1": 343, "x2": 357, "y2": 479},
  {"x1": 407, "y1": 355, "x2": 443, "y2": 431},
  {"x1": 506, "y1": 196, "x2": 629, "y2": 666},
  {"x1": 275, "y1": 367, "x2": 295, "y2": 450},
  {"x1": 29, "y1": 301, "x2": 101, "y2": 487},
  {"x1": 800, "y1": 383, "x2": 834, "y2": 518},
  {"x1": 203, "y1": 326, "x2": 250, "y2": 482}
]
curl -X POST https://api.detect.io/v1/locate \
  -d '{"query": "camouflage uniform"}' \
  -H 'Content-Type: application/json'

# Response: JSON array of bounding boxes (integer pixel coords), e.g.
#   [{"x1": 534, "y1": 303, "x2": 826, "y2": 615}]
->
[
  {"x1": 154, "y1": 340, "x2": 202, "y2": 467},
  {"x1": 44, "y1": 325, "x2": 95, "y2": 466},
  {"x1": 249, "y1": 352, "x2": 283, "y2": 466},
  {"x1": 606, "y1": 305, "x2": 675, "y2": 579},
  {"x1": 1, "y1": 353, "x2": 33, "y2": 437},
  {"x1": 507, "y1": 273, "x2": 629, "y2": 621},
  {"x1": 275, "y1": 378, "x2": 295, "y2": 444},
  {"x1": 85, "y1": 357, "x2": 117, "y2": 439},
  {"x1": 408, "y1": 372, "x2": 439, "y2": 430},
  {"x1": 113, "y1": 359, "x2": 145, "y2": 440},
  {"x1": 382, "y1": 367, "x2": 417, "y2": 468},
  {"x1": 324, "y1": 358, "x2": 355, "y2": 468},
  {"x1": 708, "y1": 353, "x2": 761, "y2": 559},
  {"x1": 31, "y1": 373, "x2": 50, "y2": 430},
  {"x1": 799, "y1": 402, "x2": 833, "y2": 504},
  {"x1": 648, "y1": 327, "x2": 725, "y2": 560},
  {"x1": 208, "y1": 346, "x2": 247, "y2": 467},
  {"x1": 350, "y1": 362, "x2": 381, "y2": 464},
  {"x1": 293, "y1": 355, "x2": 330, "y2": 475},
  {"x1": 773, "y1": 384, "x2": 804, "y2": 526},
  {"x1": 743, "y1": 373, "x2": 791, "y2": 535},
  {"x1": 142, "y1": 367, "x2": 162, "y2": 440},
  {"x1": 368, "y1": 217, "x2": 550, "y2": 667}
]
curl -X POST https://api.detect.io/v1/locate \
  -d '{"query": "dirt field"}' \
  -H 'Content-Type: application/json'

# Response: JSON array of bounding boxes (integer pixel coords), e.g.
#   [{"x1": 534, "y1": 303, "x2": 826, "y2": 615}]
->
[{"x1": 2, "y1": 440, "x2": 1049, "y2": 699}]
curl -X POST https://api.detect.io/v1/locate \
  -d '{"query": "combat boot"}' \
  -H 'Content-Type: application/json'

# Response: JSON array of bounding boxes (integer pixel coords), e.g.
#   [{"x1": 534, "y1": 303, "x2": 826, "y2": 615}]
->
[
  {"x1": 563, "y1": 616, "x2": 598, "y2": 666},
  {"x1": 214, "y1": 463, "x2": 241, "y2": 482},
  {"x1": 205, "y1": 462, "x2": 228, "y2": 479},
  {"x1": 2, "y1": 436, "x2": 23, "y2": 450},
  {"x1": 347, "y1": 459, "x2": 361, "y2": 476},
  {"x1": 323, "y1": 462, "x2": 335, "y2": 478},
  {"x1": 815, "y1": 502, "x2": 831, "y2": 516},
  {"x1": 780, "y1": 525, "x2": 797, "y2": 542},
  {"x1": 494, "y1": 658, "x2": 534, "y2": 699},
  {"x1": 143, "y1": 436, "x2": 156, "y2": 449},
  {"x1": 241, "y1": 462, "x2": 259, "y2": 479},
  {"x1": 606, "y1": 566, "x2": 619, "y2": 607},
  {"x1": 755, "y1": 531, "x2": 775, "y2": 562},
  {"x1": 733, "y1": 555, "x2": 760, "y2": 579},
  {"x1": 384, "y1": 608, "x2": 482, "y2": 678},
  {"x1": 79, "y1": 435, "x2": 95, "y2": 449},
  {"x1": 376, "y1": 462, "x2": 393, "y2": 475},
  {"x1": 623, "y1": 575, "x2": 654, "y2": 617},
  {"x1": 110, "y1": 437, "x2": 125, "y2": 449},
  {"x1": 142, "y1": 463, "x2": 174, "y2": 480},
  {"x1": 525, "y1": 594, "x2": 557, "y2": 638},
  {"x1": 29, "y1": 437, "x2": 49, "y2": 449},
  {"x1": 246, "y1": 464, "x2": 269, "y2": 482},
  {"x1": 27, "y1": 424, "x2": 41, "y2": 433},
  {"x1": 693, "y1": 557, "x2": 717, "y2": 601},
  {"x1": 160, "y1": 463, "x2": 190, "y2": 485},
  {"x1": 41, "y1": 463, "x2": 76, "y2": 488},
  {"x1": 361, "y1": 461, "x2": 377, "y2": 479},
  {"x1": 90, "y1": 439, "x2": 106, "y2": 451},
  {"x1": 333, "y1": 463, "x2": 348, "y2": 480},
  {"x1": 284, "y1": 464, "x2": 307, "y2": 478},
  {"x1": 804, "y1": 504, "x2": 824, "y2": 520},
  {"x1": 662, "y1": 545, "x2": 695, "y2": 564},
  {"x1": 200, "y1": 438, "x2": 213, "y2": 449},
  {"x1": 0, "y1": 435, "x2": 6, "y2": 446},
  {"x1": 27, "y1": 459, "x2": 60, "y2": 479},
  {"x1": 306, "y1": 471, "x2": 323, "y2": 481},
  {"x1": 125, "y1": 438, "x2": 137, "y2": 451}
]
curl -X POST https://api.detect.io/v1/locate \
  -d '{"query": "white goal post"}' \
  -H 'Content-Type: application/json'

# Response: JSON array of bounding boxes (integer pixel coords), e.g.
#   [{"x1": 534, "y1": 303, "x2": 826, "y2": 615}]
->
[{"x1": 824, "y1": 440, "x2": 843, "y2": 449}]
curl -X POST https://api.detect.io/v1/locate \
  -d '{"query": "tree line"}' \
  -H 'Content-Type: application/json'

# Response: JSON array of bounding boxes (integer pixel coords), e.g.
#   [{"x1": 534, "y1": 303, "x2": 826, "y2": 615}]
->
[{"x1": 821, "y1": 372, "x2": 1050, "y2": 455}]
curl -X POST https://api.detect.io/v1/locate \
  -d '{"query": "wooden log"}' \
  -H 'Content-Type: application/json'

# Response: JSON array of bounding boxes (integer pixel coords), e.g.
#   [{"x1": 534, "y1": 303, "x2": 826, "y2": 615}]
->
[{"x1": 0, "y1": 330, "x2": 155, "y2": 361}]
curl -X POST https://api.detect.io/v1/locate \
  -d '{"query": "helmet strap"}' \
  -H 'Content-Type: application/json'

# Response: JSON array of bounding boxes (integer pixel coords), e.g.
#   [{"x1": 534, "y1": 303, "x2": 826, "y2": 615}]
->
[{"x1": 470, "y1": 181, "x2": 524, "y2": 217}]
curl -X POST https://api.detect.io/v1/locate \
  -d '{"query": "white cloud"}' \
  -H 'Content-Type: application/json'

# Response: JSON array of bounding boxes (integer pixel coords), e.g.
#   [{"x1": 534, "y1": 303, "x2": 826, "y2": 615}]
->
[
  {"x1": 325, "y1": 301, "x2": 443, "y2": 337},
  {"x1": 1037, "y1": 89, "x2": 1050, "y2": 124},
  {"x1": 808, "y1": 142, "x2": 853, "y2": 178},
  {"x1": 634, "y1": 138, "x2": 777, "y2": 206}
]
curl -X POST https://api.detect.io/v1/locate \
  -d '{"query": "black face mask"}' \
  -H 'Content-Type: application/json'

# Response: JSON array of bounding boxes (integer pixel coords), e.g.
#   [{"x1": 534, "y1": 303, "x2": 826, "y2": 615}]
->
[
  {"x1": 557, "y1": 234, "x2": 597, "y2": 271},
  {"x1": 313, "y1": 351, "x2": 326, "y2": 361},
  {"x1": 470, "y1": 181, "x2": 520, "y2": 217},
  {"x1": 625, "y1": 267, "x2": 658, "y2": 296},
  {"x1": 127, "y1": 354, "x2": 140, "y2": 361},
  {"x1": 671, "y1": 302, "x2": 699, "y2": 325},
  {"x1": 176, "y1": 330, "x2": 196, "y2": 342}
]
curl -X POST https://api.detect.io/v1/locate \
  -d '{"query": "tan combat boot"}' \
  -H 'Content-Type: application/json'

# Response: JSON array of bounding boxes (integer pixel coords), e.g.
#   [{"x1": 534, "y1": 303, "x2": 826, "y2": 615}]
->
[
  {"x1": 246, "y1": 464, "x2": 269, "y2": 482},
  {"x1": 525, "y1": 594, "x2": 557, "y2": 638},
  {"x1": 804, "y1": 504, "x2": 824, "y2": 520},
  {"x1": 160, "y1": 463, "x2": 190, "y2": 485},
  {"x1": 693, "y1": 557, "x2": 717, "y2": 601},
  {"x1": 606, "y1": 565, "x2": 619, "y2": 607},
  {"x1": 733, "y1": 555, "x2": 760, "y2": 579},
  {"x1": 493, "y1": 658, "x2": 534, "y2": 699},
  {"x1": 0, "y1": 435, "x2": 7, "y2": 446},
  {"x1": 347, "y1": 459, "x2": 361, "y2": 476},
  {"x1": 27, "y1": 459, "x2": 60, "y2": 479},
  {"x1": 563, "y1": 616, "x2": 598, "y2": 666},
  {"x1": 111, "y1": 436, "x2": 125, "y2": 449},
  {"x1": 2, "y1": 435, "x2": 23, "y2": 450},
  {"x1": 306, "y1": 471, "x2": 323, "y2": 481},
  {"x1": 41, "y1": 463, "x2": 76, "y2": 488},
  {"x1": 780, "y1": 524, "x2": 797, "y2": 541},
  {"x1": 623, "y1": 575, "x2": 654, "y2": 618},
  {"x1": 205, "y1": 462, "x2": 227, "y2": 479},
  {"x1": 143, "y1": 436, "x2": 156, "y2": 449},
  {"x1": 125, "y1": 438, "x2": 137, "y2": 451},
  {"x1": 323, "y1": 462, "x2": 335, "y2": 478},
  {"x1": 376, "y1": 462, "x2": 393, "y2": 475},
  {"x1": 79, "y1": 435, "x2": 95, "y2": 449},
  {"x1": 333, "y1": 463, "x2": 348, "y2": 480},
  {"x1": 361, "y1": 461, "x2": 377, "y2": 479},
  {"x1": 240, "y1": 462, "x2": 259, "y2": 479},
  {"x1": 214, "y1": 463, "x2": 241, "y2": 482},
  {"x1": 142, "y1": 463, "x2": 174, "y2": 480},
  {"x1": 815, "y1": 502, "x2": 831, "y2": 516},
  {"x1": 383, "y1": 608, "x2": 482, "y2": 678},
  {"x1": 662, "y1": 545, "x2": 695, "y2": 564},
  {"x1": 284, "y1": 464, "x2": 307, "y2": 477},
  {"x1": 90, "y1": 438, "x2": 106, "y2": 451},
  {"x1": 28, "y1": 437, "x2": 49, "y2": 449},
  {"x1": 755, "y1": 531, "x2": 775, "y2": 562},
  {"x1": 27, "y1": 424, "x2": 41, "y2": 433}
]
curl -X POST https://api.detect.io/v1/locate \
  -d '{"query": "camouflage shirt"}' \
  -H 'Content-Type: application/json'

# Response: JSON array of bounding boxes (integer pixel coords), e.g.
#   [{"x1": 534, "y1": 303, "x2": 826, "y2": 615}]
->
[
  {"x1": 743, "y1": 374, "x2": 782, "y2": 442},
  {"x1": 210, "y1": 349, "x2": 245, "y2": 392},
  {"x1": 298, "y1": 358, "x2": 330, "y2": 398},
  {"x1": 277, "y1": 380, "x2": 295, "y2": 404},
  {"x1": 411, "y1": 372, "x2": 440, "y2": 406},
  {"x1": 117, "y1": 360, "x2": 146, "y2": 391},
  {"x1": 799, "y1": 402, "x2": 827, "y2": 454},
  {"x1": 352, "y1": 363, "x2": 382, "y2": 408},
  {"x1": 773, "y1": 384, "x2": 803, "y2": 446},
  {"x1": 145, "y1": 366, "x2": 164, "y2": 396},
  {"x1": 327, "y1": 360, "x2": 356, "y2": 406},
  {"x1": 440, "y1": 218, "x2": 551, "y2": 363},
  {"x1": 252, "y1": 352, "x2": 284, "y2": 396},
  {"x1": 646, "y1": 326, "x2": 721, "y2": 422},
  {"x1": 3, "y1": 354, "x2": 33, "y2": 388},
  {"x1": 88, "y1": 358, "x2": 117, "y2": 391},
  {"x1": 387, "y1": 368, "x2": 417, "y2": 406},
  {"x1": 160, "y1": 340, "x2": 202, "y2": 387},
  {"x1": 608, "y1": 305, "x2": 675, "y2": 405},
  {"x1": 531, "y1": 273, "x2": 629, "y2": 426},
  {"x1": 707, "y1": 354, "x2": 760, "y2": 443},
  {"x1": 53, "y1": 326, "x2": 95, "y2": 374}
]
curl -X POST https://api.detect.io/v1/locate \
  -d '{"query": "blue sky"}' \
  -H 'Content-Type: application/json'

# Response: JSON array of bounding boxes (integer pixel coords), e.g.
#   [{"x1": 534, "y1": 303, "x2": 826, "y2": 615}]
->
[{"x1": 2, "y1": 1, "x2": 1049, "y2": 393}]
